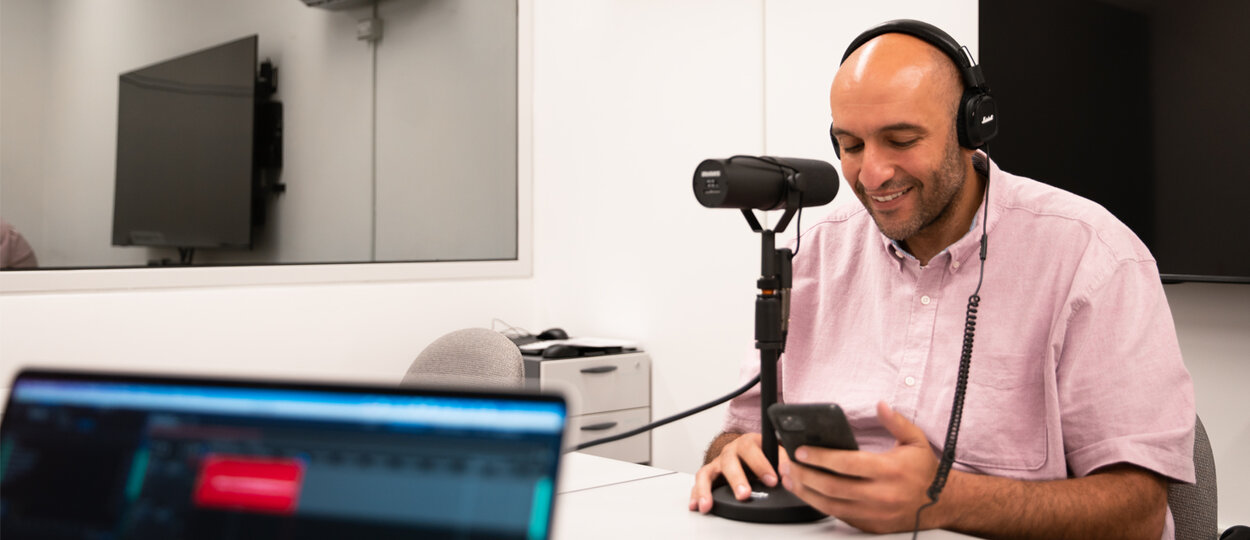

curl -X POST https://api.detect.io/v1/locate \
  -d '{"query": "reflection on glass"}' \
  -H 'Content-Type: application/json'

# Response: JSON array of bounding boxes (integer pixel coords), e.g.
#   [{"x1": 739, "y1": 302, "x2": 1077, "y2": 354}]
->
[{"x1": 0, "y1": 0, "x2": 519, "y2": 270}]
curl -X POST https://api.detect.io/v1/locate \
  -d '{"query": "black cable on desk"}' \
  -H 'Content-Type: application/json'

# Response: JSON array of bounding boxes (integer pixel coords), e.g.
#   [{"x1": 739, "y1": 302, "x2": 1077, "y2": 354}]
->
[{"x1": 571, "y1": 374, "x2": 761, "y2": 452}]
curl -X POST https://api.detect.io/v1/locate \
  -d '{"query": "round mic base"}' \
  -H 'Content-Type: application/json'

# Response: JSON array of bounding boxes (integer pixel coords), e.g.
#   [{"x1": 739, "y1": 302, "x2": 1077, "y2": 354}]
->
[{"x1": 709, "y1": 481, "x2": 826, "y2": 523}]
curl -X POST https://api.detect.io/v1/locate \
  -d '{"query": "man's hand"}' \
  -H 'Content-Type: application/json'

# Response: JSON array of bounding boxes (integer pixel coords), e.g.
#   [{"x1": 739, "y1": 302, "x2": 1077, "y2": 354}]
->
[
  {"x1": 688, "y1": 432, "x2": 780, "y2": 514},
  {"x1": 780, "y1": 401, "x2": 942, "y2": 533},
  {"x1": 692, "y1": 402, "x2": 1168, "y2": 538}
]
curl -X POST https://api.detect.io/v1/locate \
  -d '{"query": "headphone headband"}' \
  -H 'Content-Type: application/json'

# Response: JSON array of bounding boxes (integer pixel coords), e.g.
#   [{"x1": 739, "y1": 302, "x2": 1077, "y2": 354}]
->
[
  {"x1": 840, "y1": 19, "x2": 986, "y2": 89},
  {"x1": 833, "y1": 19, "x2": 998, "y2": 152}
]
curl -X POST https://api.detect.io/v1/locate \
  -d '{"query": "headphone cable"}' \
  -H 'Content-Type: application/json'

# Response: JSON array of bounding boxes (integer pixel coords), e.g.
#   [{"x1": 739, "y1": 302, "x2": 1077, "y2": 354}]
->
[{"x1": 911, "y1": 146, "x2": 990, "y2": 539}]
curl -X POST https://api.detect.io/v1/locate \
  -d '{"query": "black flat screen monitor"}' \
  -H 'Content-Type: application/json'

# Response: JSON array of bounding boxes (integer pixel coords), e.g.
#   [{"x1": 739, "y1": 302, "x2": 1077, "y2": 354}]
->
[
  {"x1": 981, "y1": 0, "x2": 1250, "y2": 283},
  {"x1": 112, "y1": 35, "x2": 258, "y2": 250}
]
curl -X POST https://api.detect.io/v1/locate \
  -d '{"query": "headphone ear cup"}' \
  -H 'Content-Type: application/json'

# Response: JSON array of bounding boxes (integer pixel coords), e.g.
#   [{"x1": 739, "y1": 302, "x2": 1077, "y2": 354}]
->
[
  {"x1": 829, "y1": 123, "x2": 842, "y2": 159},
  {"x1": 956, "y1": 88, "x2": 976, "y2": 149},
  {"x1": 957, "y1": 89, "x2": 998, "y2": 149},
  {"x1": 970, "y1": 93, "x2": 998, "y2": 148}
]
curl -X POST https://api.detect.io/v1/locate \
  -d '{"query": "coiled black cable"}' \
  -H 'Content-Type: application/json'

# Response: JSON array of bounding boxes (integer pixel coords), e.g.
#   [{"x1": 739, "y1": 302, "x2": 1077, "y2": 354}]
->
[
  {"x1": 929, "y1": 292, "x2": 979, "y2": 498},
  {"x1": 911, "y1": 149, "x2": 990, "y2": 539}
]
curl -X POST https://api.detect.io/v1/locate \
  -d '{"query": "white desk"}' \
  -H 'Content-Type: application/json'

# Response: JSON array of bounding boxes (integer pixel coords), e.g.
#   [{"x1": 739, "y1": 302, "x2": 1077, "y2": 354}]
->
[
  {"x1": 554, "y1": 453, "x2": 978, "y2": 539},
  {"x1": 557, "y1": 451, "x2": 672, "y2": 493}
]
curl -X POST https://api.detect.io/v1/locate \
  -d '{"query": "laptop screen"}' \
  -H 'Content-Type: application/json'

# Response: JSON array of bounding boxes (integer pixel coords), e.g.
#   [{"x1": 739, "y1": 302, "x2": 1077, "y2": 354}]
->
[{"x1": 0, "y1": 369, "x2": 567, "y2": 540}]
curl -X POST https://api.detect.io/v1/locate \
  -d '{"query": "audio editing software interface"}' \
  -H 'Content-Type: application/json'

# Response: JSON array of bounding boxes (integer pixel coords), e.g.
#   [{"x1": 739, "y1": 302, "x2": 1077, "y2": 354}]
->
[{"x1": 0, "y1": 376, "x2": 566, "y2": 540}]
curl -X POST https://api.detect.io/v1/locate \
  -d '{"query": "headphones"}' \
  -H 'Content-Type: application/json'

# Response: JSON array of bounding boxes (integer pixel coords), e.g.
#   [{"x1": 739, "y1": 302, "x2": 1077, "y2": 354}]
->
[{"x1": 830, "y1": 19, "x2": 997, "y2": 158}]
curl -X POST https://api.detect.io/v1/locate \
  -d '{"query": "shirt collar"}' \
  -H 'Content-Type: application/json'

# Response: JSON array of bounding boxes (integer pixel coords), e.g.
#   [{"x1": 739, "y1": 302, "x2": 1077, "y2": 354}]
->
[{"x1": 880, "y1": 152, "x2": 996, "y2": 271}]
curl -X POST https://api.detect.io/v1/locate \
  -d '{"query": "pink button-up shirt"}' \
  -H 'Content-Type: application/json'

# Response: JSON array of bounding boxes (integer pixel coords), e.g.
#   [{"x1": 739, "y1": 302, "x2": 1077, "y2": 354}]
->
[{"x1": 724, "y1": 157, "x2": 1195, "y2": 537}]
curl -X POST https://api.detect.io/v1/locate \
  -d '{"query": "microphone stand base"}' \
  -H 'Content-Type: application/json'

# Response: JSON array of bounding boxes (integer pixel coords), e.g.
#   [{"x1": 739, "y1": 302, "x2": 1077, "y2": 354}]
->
[{"x1": 709, "y1": 481, "x2": 826, "y2": 523}]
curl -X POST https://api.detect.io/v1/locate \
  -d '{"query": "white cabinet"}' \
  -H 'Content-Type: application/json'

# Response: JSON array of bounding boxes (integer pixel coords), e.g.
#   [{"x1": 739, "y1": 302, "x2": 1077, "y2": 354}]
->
[{"x1": 525, "y1": 352, "x2": 651, "y2": 464}]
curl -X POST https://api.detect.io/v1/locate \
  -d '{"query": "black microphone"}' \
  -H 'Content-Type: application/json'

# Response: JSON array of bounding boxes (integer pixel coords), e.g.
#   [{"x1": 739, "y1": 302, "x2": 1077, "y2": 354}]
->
[{"x1": 693, "y1": 156, "x2": 839, "y2": 210}]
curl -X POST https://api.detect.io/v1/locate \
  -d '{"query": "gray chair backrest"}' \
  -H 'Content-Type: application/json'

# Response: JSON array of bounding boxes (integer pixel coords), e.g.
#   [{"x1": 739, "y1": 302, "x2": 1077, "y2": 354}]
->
[
  {"x1": 402, "y1": 328, "x2": 525, "y2": 389},
  {"x1": 1170, "y1": 415, "x2": 1218, "y2": 540}
]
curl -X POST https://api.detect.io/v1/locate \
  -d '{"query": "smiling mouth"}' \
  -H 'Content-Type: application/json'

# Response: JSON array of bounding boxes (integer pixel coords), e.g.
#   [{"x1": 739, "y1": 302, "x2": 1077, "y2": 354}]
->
[{"x1": 870, "y1": 188, "x2": 910, "y2": 203}]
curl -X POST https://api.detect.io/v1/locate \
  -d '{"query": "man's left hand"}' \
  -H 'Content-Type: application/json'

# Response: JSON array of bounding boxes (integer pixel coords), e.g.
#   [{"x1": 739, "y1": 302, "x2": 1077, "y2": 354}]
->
[{"x1": 779, "y1": 401, "x2": 944, "y2": 533}]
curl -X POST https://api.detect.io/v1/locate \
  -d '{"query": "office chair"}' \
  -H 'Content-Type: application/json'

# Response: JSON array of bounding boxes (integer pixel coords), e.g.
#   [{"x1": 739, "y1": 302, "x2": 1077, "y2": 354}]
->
[
  {"x1": 402, "y1": 328, "x2": 525, "y2": 389},
  {"x1": 1170, "y1": 415, "x2": 1218, "y2": 540}
]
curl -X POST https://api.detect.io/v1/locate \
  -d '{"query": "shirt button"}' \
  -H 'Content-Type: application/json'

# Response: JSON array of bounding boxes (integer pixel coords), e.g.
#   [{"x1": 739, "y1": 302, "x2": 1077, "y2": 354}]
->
[
  {"x1": 905, "y1": 376, "x2": 916, "y2": 387},
  {"x1": 920, "y1": 295, "x2": 931, "y2": 305},
  {"x1": 952, "y1": 260, "x2": 961, "y2": 269},
  {"x1": 894, "y1": 250, "x2": 904, "y2": 259}
]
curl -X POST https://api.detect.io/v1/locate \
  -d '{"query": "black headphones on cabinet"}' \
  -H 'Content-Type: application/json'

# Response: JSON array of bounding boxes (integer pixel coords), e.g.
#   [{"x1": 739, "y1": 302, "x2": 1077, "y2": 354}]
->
[{"x1": 830, "y1": 19, "x2": 998, "y2": 158}]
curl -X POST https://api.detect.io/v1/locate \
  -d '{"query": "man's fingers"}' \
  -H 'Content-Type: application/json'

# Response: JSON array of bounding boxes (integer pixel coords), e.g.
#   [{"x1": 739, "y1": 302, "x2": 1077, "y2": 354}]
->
[
  {"x1": 718, "y1": 434, "x2": 776, "y2": 501},
  {"x1": 781, "y1": 463, "x2": 862, "y2": 519},
  {"x1": 687, "y1": 432, "x2": 781, "y2": 512},
  {"x1": 737, "y1": 441, "x2": 779, "y2": 488},
  {"x1": 785, "y1": 454, "x2": 873, "y2": 501},
  {"x1": 690, "y1": 461, "x2": 722, "y2": 513},
  {"x1": 794, "y1": 445, "x2": 878, "y2": 479},
  {"x1": 718, "y1": 445, "x2": 759, "y2": 500},
  {"x1": 877, "y1": 401, "x2": 927, "y2": 447}
]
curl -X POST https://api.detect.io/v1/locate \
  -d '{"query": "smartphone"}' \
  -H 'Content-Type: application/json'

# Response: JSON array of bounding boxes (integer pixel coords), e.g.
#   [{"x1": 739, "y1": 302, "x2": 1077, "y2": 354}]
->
[{"x1": 767, "y1": 403, "x2": 859, "y2": 475}]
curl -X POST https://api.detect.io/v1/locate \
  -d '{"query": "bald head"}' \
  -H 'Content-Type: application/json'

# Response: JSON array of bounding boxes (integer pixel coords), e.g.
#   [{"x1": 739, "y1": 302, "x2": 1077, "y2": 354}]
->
[
  {"x1": 832, "y1": 33, "x2": 963, "y2": 128},
  {"x1": 828, "y1": 32, "x2": 985, "y2": 261}
]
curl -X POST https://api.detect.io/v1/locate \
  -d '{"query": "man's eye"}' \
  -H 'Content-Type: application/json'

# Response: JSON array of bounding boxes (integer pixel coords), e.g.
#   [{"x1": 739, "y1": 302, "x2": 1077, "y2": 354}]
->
[
  {"x1": 891, "y1": 139, "x2": 919, "y2": 148},
  {"x1": 841, "y1": 143, "x2": 864, "y2": 154}
]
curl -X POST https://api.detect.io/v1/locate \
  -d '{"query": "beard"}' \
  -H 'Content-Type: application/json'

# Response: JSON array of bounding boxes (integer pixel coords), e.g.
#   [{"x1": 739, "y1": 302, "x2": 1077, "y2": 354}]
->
[{"x1": 854, "y1": 137, "x2": 966, "y2": 242}]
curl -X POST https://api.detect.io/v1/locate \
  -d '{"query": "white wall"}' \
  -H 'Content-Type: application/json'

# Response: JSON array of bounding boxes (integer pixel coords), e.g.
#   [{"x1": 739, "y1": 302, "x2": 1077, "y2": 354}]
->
[
  {"x1": 530, "y1": 0, "x2": 766, "y2": 477},
  {"x1": 0, "y1": 278, "x2": 536, "y2": 386},
  {"x1": 762, "y1": 0, "x2": 977, "y2": 218},
  {"x1": 528, "y1": 0, "x2": 981, "y2": 477},
  {"x1": 0, "y1": 0, "x2": 1246, "y2": 530}
]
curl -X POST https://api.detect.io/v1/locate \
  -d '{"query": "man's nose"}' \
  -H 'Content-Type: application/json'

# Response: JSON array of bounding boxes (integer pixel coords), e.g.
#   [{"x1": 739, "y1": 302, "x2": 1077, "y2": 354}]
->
[{"x1": 857, "y1": 144, "x2": 894, "y2": 191}]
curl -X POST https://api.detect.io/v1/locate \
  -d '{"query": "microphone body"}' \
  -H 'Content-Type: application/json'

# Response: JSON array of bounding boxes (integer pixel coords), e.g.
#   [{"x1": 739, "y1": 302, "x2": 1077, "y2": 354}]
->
[{"x1": 693, "y1": 156, "x2": 839, "y2": 210}]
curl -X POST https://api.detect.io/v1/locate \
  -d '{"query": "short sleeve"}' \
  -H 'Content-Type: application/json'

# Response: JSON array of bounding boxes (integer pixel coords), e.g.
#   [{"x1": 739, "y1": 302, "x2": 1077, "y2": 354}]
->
[{"x1": 1057, "y1": 258, "x2": 1195, "y2": 483}]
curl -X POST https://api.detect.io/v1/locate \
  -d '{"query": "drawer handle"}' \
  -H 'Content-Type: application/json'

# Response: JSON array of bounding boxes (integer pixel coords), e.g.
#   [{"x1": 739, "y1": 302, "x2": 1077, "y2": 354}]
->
[
  {"x1": 580, "y1": 365, "x2": 618, "y2": 374},
  {"x1": 580, "y1": 421, "x2": 618, "y2": 431}
]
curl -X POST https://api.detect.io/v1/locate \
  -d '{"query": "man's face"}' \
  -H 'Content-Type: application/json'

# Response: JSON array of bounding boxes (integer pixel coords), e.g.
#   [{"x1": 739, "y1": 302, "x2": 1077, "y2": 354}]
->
[
  {"x1": 842, "y1": 128, "x2": 965, "y2": 242},
  {"x1": 830, "y1": 39, "x2": 967, "y2": 243}
]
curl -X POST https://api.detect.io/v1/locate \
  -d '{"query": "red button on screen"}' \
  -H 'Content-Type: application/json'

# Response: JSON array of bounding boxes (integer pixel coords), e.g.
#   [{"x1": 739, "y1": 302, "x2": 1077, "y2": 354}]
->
[{"x1": 194, "y1": 455, "x2": 305, "y2": 515}]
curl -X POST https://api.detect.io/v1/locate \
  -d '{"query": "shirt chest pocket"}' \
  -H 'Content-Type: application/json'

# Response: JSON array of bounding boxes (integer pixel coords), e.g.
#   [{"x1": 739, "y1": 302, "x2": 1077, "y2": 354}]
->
[{"x1": 952, "y1": 353, "x2": 1050, "y2": 473}]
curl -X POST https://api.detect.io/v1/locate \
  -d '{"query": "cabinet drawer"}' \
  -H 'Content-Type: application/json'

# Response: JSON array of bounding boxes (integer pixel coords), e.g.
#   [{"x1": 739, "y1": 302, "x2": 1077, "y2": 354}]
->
[
  {"x1": 568, "y1": 407, "x2": 650, "y2": 464},
  {"x1": 540, "y1": 353, "x2": 649, "y2": 416}
]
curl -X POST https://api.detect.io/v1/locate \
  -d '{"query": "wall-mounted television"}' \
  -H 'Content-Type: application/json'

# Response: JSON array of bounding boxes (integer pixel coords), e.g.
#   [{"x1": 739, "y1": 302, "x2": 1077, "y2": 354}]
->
[
  {"x1": 981, "y1": 0, "x2": 1250, "y2": 283},
  {"x1": 112, "y1": 35, "x2": 281, "y2": 257}
]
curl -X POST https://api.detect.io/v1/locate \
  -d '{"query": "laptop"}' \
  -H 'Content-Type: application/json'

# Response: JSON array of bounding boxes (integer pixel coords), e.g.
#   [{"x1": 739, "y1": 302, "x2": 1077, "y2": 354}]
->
[{"x1": 0, "y1": 368, "x2": 567, "y2": 539}]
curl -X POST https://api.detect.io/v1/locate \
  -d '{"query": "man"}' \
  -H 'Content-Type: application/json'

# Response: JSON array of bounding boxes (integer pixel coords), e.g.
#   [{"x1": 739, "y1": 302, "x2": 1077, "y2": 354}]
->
[{"x1": 688, "y1": 21, "x2": 1195, "y2": 539}]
